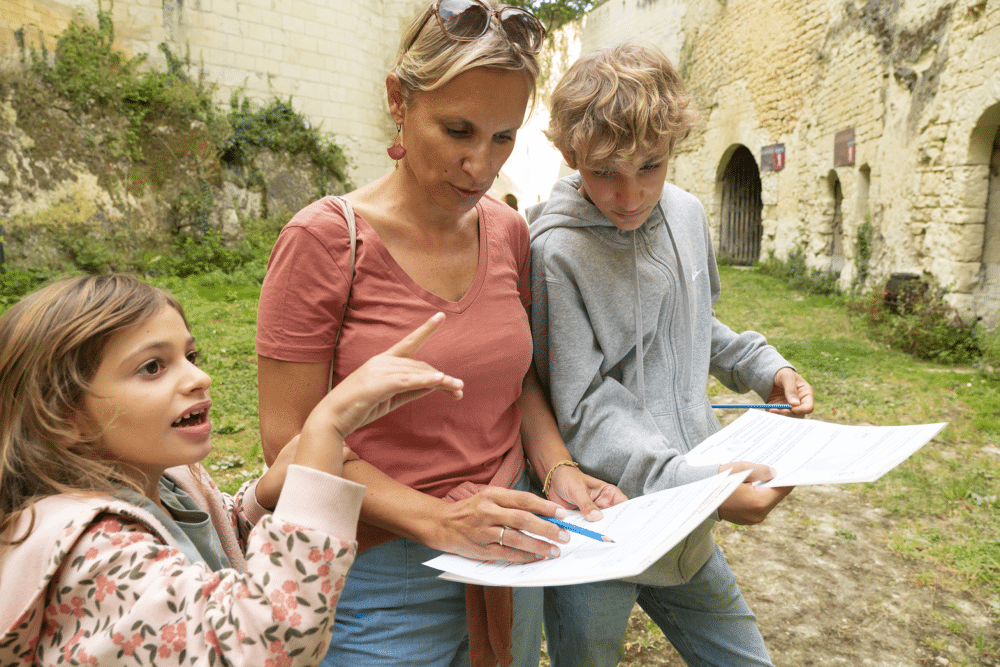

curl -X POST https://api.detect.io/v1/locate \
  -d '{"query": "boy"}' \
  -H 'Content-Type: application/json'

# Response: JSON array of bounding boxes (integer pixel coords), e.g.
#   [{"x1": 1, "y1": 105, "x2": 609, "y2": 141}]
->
[{"x1": 527, "y1": 43, "x2": 815, "y2": 667}]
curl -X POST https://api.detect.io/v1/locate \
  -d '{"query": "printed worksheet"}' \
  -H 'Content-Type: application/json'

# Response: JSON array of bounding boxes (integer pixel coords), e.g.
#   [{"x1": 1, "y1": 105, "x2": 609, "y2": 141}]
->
[
  {"x1": 685, "y1": 409, "x2": 947, "y2": 487},
  {"x1": 423, "y1": 470, "x2": 749, "y2": 587}
]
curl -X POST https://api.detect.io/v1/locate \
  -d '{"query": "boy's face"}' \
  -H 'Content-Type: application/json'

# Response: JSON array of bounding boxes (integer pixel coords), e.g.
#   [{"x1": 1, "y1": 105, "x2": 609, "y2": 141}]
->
[{"x1": 567, "y1": 151, "x2": 671, "y2": 231}]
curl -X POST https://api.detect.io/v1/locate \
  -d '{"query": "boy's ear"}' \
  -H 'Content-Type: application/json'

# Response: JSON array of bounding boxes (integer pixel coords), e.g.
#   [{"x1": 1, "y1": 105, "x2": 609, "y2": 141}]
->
[
  {"x1": 386, "y1": 74, "x2": 406, "y2": 125},
  {"x1": 560, "y1": 151, "x2": 577, "y2": 170}
]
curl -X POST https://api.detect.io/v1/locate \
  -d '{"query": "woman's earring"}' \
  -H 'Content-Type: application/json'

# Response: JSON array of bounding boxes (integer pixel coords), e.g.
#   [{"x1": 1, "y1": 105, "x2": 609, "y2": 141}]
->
[{"x1": 387, "y1": 125, "x2": 406, "y2": 164}]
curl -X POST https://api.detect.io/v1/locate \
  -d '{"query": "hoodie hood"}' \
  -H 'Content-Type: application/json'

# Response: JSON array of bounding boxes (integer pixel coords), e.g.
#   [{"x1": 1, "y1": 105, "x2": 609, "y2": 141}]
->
[{"x1": 527, "y1": 173, "x2": 664, "y2": 240}]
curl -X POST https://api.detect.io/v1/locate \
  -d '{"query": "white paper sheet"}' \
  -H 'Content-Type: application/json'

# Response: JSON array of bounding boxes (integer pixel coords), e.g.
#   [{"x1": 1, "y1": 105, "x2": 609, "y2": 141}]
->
[
  {"x1": 423, "y1": 470, "x2": 749, "y2": 587},
  {"x1": 685, "y1": 410, "x2": 947, "y2": 486}
]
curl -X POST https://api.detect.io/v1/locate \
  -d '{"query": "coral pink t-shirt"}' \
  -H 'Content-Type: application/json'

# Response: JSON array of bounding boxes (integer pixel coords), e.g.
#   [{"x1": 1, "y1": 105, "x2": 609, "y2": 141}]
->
[{"x1": 256, "y1": 195, "x2": 533, "y2": 547}]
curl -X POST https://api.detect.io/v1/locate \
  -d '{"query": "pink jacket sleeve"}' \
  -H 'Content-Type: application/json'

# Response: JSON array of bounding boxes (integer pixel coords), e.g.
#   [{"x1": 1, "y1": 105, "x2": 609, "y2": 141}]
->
[{"x1": 31, "y1": 466, "x2": 363, "y2": 667}]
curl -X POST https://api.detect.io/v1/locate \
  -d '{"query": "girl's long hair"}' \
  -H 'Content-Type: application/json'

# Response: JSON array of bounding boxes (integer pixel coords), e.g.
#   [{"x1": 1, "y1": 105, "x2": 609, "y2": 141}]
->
[{"x1": 0, "y1": 274, "x2": 187, "y2": 545}]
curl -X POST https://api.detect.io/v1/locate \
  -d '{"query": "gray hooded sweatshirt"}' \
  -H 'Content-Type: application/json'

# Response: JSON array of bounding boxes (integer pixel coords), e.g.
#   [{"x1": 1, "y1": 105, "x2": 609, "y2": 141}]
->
[{"x1": 528, "y1": 174, "x2": 790, "y2": 584}]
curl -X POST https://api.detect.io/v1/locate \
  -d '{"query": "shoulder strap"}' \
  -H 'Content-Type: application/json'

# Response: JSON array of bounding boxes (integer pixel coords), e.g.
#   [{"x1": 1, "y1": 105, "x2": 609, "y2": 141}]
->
[{"x1": 330, "y1": 196, "x2": 357, "y2": 391}]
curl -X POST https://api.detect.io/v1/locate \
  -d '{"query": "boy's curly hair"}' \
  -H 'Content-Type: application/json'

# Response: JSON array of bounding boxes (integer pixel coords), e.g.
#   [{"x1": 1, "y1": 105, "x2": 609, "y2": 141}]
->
[{"x1": 545, "y1": 42, "x2": 698, "y2": 167}]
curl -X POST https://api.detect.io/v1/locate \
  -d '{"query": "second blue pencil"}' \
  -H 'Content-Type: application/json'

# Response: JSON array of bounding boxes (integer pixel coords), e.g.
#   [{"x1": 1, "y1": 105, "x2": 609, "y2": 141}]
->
[{"x1": 710, "y1": 404, "x2": 792, "y2": 409}]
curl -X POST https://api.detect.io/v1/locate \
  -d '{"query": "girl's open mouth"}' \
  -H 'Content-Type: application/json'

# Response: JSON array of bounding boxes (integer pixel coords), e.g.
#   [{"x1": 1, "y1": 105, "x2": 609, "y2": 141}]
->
[{"x1": 172, "y1": 408, "x2": 208, "y2": 427}]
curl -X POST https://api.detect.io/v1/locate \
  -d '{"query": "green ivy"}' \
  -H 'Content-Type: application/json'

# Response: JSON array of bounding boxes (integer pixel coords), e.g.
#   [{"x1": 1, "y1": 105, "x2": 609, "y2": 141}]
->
[
  {"x1": 222, "y1": 95, "x2": 349, "y2": 188},
  {"x1": 852, "y1": 216, "x2": 873, "y2": 295},
  {"x1": 29, "y1": 7, "x2": 220, "y2": 160},
  {"x1": 506, "y1": 1, "x2": 600, "y2": 31}
]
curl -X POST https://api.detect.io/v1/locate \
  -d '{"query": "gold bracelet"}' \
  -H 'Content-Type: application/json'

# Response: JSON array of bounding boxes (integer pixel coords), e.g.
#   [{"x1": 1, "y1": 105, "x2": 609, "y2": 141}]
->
[{"x1": 543, "y1": 459, "x2": 579, "y2": 495}]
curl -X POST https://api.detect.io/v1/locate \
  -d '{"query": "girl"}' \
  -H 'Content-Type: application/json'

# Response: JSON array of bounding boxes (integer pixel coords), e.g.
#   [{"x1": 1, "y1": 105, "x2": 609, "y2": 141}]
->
[{"x1": 0, "y1": 274, "x2": 463, "y2": 666}]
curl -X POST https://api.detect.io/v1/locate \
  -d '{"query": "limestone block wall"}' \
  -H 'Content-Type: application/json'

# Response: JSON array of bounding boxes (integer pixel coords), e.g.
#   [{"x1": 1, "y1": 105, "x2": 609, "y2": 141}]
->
[
  {"x1": 564, "y1": 0, "x2": 1000, "y2": 325},
  {"x1": 5, "y1": 0, "x2": 999, "y2": 324},
  {"x1": 1, "y1": 0, "x2": 100, "y2": 60},
  {"x1": 2, "y1": 0, "x2": 425, "y2": 187}
]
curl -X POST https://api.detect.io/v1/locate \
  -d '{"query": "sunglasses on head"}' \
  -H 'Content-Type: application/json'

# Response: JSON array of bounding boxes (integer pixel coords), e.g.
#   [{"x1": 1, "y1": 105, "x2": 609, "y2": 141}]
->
[{"x1": 414, "y1": 0, "x2": 547, "y2": 55}]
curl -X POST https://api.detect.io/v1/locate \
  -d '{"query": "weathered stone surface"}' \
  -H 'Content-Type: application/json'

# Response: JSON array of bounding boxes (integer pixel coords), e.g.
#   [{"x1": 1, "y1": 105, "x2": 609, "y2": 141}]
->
[
  {"x1": 573, "y1": 0, "x2": 1000, "y2": 326},
  {"x1": 3, "y1": 0, "x2": 999, "y2": 326}
]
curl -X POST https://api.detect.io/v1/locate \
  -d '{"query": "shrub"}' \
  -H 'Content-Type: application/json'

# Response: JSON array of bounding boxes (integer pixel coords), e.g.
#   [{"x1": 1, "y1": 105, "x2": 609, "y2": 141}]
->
[
  {"x1": 165, "y1": 230, "x2": 255, "y2": 277},
  {"x1": 0, "y1": 267, "x2": 52, "y2": 305},
  {"x1": 715, "y1": 253, "x2": 737, "y2": 267},
  {"x1": 848, "y1": 278, "x2": 981, "y2": 364},
  {"x1": 756, "y1": 247, "x2": 842, "y2": 297},
  {"x1": 222, "y1": 95, "x2": 350, "y2": 192},
  {"x1": 976, "y1": 328, "x2": 1000, "y2": 380},
  {"x1": 31, "y1": 8, "x2": 221, "y2": 161},
  {"x1": 8, "y1": 9, "x2": 347, "y2": 278}
]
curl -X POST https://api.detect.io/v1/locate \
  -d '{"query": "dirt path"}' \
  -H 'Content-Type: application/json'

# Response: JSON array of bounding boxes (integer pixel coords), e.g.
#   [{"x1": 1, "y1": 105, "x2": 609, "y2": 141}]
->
[{"x1": 617, "y1": 406, "x2": 999, "y2": 667}]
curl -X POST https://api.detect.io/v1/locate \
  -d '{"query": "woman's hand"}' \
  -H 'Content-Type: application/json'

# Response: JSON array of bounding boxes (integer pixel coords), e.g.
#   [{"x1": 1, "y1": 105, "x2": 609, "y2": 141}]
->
[
  {"x1": 423, "y1": 466, "x2": 626, "y2": 564},
  {"x1": 717, "y1": 461, "x2": 794, "y2": 525},
  {"x1": 546, "y1": 465, "x2": 627, "y2": 521},
  {"x1": 430, "y1": 487, "x2": 581, "y2": 563}
]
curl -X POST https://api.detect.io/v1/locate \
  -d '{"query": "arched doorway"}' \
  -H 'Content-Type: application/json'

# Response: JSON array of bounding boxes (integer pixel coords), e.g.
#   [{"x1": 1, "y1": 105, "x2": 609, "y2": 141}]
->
[
  {"x1": 976, "y1": 126, "x2": 1000, "y2": 327},
  {"x1": 829, "y1": 172, "x2": 845, "y2": 274},
  {"x1": 719, "y1": 146, "x2": 762, "y2": 265}
]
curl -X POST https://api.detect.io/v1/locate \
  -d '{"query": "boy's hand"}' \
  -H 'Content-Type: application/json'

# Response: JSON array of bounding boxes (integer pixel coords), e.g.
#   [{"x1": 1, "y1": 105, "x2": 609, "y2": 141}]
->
[
  {"x1": 546, "y1": 465, "x2": 627, "y2": 521},
  {"x1": 717, "y1": 461, "x2": 793, "y2": 525},
  {"x1": 766, "y1": 367, "x2": 814, "y2": 417}
]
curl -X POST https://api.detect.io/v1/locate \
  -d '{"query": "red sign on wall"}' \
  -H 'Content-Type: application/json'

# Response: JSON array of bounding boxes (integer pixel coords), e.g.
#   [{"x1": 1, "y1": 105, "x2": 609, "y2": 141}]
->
[
  {"x1": 761, "y1": 144, "x2": 785, "y2": 172},
  {"x1": 834, "y1": 128, "x2": 855, "y2": 167}
]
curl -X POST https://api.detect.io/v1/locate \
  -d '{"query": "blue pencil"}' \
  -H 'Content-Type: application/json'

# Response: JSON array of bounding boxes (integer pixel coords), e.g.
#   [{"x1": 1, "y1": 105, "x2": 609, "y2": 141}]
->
[
  {"x1": 538, "y1": 515, "x2": 615, "y2": 543},
  {"x1": 710, "y1": 404, "x2": 792, "y2": 409}
]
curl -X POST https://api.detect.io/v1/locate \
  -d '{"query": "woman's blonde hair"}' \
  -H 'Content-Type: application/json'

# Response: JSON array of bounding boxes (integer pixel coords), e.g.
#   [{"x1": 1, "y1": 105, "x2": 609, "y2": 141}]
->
[
  {"x1": 545, "y1": 43, "x2": 699, "y2": 167},
  {"x1": 394, "y1": 1, "x2": 540, "y2": 105},
  {"x1": 0, "y1": 275, "x2": 187, "y2": 544}
]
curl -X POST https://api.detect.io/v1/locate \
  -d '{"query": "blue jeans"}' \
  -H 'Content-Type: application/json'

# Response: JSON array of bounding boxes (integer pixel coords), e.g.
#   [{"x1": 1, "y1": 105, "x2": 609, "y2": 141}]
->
[
  {"x1": 321, "y1": 476, "x2": 544, "y2": 667},
  {"x1": 543, "y1": 544, "x2": 773, "y2": 667}
]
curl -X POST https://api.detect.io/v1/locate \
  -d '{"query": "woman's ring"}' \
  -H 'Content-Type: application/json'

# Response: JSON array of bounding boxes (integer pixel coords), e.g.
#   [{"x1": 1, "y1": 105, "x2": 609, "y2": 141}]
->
[{"x1": 499, "y1": 526, "x2": 507, "y2": 547}]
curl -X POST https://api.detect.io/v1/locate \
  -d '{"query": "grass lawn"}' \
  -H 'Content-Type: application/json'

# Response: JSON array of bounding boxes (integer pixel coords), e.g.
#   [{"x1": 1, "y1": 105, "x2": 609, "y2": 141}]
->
[{"x1": 713, "y1": 267, "x2": 1000, "y2": 605}]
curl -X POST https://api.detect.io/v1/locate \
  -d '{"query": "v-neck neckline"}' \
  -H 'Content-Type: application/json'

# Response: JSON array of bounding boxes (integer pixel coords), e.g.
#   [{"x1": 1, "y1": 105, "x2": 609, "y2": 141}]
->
[{"x1": 356, "y1": 201, "x2": 489, "y2": 313}]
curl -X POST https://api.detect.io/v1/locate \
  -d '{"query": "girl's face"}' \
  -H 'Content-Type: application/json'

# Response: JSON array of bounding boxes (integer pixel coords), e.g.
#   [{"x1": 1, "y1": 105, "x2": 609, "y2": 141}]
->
[
  {"x1": 396, "y1": 67, "x2": 531, "y2": 214},
  {"x1": 81, "y1": 306, "x2": 212, "y2": 483}
]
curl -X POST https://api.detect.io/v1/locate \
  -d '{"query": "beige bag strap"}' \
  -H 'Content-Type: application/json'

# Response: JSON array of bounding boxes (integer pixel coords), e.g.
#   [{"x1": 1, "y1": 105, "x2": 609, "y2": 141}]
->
[{"x1": 329, "y1": 195, "x2": 357, "y2": 391}]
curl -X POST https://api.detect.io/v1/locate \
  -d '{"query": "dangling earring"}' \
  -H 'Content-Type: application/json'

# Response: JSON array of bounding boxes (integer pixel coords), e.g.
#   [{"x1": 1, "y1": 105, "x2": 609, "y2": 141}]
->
[{"x1": 388, "y1": 125, "x2": 406, "y2": 164}]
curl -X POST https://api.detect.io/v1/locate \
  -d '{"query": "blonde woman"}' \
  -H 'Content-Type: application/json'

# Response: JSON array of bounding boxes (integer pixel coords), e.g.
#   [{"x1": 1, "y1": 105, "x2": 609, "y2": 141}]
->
[{"x1": 255, "y1": 2, "x2": 625, "y2": 666}]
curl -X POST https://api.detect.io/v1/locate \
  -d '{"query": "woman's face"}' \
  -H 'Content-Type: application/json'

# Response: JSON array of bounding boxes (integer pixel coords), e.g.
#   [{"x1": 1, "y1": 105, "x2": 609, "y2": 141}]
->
[{"x1": 396, "y1": 67, "x2": 532, "y2": 214}]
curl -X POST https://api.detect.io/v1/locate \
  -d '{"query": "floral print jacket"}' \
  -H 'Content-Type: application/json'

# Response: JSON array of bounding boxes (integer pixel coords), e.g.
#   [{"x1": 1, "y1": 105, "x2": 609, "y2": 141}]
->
[{"x1": 0, "y1": 464, "x2": 364, "y2": 666}]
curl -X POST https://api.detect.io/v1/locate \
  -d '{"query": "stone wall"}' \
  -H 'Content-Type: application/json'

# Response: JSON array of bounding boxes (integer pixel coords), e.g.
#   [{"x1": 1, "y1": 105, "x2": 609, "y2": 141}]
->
[
  {"x1": 4, "y1": 0, "x2": 999, "y2": 325},
  {"x1": 2, "y1": 0, "x2": 425, "y2": 187},
  {"x1": 571, "y1": 0, "x2": 1000, "y2": 326}
]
